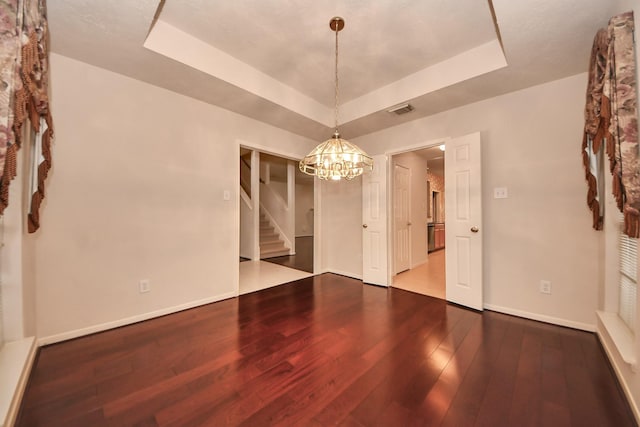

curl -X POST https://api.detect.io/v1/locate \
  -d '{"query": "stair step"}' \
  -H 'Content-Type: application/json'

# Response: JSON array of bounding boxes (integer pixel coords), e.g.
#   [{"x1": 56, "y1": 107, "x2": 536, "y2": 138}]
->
[
  {"x1": 260, "y1": 235, "x2": 281, "y2": 244},
  {"x1": 260, "y1": 247, "x2": 290, "y2": 258},
  {"x1": 261, "y1": 240, "x2": 287, "y2": 250},
  {"x1": 258, "y1": 211, "x2": 289, "y2": 258}
]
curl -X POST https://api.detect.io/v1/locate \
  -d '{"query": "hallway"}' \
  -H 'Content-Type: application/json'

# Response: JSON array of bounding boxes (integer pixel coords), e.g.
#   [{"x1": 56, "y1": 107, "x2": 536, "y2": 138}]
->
[{"x1": 392, "y1": 249, "x2": 445, "y2": 299}]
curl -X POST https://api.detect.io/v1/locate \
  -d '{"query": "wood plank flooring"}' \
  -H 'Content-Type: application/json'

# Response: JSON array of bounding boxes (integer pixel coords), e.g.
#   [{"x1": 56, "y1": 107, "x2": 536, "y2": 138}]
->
[{"x1": 17, "y1": 273, "x2": 636, "y2": 426}]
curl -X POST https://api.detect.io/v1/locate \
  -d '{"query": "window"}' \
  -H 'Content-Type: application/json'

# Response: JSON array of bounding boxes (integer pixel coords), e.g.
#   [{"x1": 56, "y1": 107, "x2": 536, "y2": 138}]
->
[{"x1": 619, "y1": 217, "x2": 637, "y2": 333}]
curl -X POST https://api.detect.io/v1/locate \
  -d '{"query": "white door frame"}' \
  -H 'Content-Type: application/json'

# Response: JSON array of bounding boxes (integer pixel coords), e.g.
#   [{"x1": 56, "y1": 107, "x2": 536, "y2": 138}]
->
[
  {"x1": 385, "y1": 138, "x2": 449, "y2": 287},
  {"x1": 235, "y1": 140, "x2": 322, "y2": 296}
]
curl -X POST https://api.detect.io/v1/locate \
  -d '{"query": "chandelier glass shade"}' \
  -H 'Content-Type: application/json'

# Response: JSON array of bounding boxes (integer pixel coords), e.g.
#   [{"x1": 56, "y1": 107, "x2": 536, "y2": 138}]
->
[
  {"x1": 300, "y1": 130, "x2": 373, "y2": 181},
  {"x1": 299, "y1": 17, "x2": 373, "y2": 181}
]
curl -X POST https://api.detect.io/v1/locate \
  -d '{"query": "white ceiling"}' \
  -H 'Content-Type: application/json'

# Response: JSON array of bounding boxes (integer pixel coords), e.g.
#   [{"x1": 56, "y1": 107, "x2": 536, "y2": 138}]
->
[
  {"x1": 159, "y1": 0, "x2": 496, "y2": 106},
  {"x1": 48, "y1": 0, "x2": 626, "y2": 141}
]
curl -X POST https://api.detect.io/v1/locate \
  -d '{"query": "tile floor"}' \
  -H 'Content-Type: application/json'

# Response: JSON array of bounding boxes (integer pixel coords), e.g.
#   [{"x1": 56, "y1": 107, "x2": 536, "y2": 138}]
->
[
  {"x1": 392, "y1": 249, "x2": 445, "y2": 299},
  {"x1": 239, "y1": 260, "x2": 313, "y2": 295}
]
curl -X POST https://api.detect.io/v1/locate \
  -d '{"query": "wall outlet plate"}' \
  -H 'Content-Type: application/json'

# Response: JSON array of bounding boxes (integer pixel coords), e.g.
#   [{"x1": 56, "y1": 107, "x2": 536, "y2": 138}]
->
[
  {"x1": 494, "y1": 187, "x2": 508, "y2": 199},
  {"x1": 540, "y1": 280, "x2": 551, "y2": 294},
  {"x1": 139, "y1": 279, "x2": 150, "y2": 293}
]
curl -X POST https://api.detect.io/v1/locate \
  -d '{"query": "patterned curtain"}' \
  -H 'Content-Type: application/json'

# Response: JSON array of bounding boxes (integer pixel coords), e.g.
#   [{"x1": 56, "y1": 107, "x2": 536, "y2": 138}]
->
[
  {"x1": 0, "y1": 0, "x2": 53, "y2": 233},
  {"x1": 583, "y1": 11, "x2": 639, "y2": 237}
]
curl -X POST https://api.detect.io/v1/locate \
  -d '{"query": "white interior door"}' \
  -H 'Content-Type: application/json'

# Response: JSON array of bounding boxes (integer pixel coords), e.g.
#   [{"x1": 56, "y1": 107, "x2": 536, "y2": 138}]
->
[
  {"x1": 393, "y1": 164, "x2": 410, "y2": 274},
  {"x1": 362, "y1": 155, "x2": 388, "y2": 286},
  {"x1": 445, "y1": 132, "x2": 483, "y2": 310}
]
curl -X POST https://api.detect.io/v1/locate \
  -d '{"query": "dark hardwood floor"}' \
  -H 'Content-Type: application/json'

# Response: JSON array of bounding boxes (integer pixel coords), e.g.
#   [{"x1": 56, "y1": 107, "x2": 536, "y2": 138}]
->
[
  {"x1": 263, "y1": 236, "x2": 313, "y2": 273},
  {"x1": 17, "y1": 273, "x2": 635, "y2": 426}
]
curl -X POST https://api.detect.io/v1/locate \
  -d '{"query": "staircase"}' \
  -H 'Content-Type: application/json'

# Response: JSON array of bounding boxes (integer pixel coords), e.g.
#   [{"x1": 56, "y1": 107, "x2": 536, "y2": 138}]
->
[{"x1": 260, "y1": 212, "x2": 290, "y2": 258}]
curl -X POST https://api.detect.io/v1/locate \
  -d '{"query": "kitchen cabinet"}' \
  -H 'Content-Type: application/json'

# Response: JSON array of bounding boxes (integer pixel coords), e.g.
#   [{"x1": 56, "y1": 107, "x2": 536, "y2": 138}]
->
[
  {"x1": 434, "y1": 224, "x2": 445, "y2": 250},
  {"x1": 428, "y1": 223, "x2": 445, "y2": 252}
]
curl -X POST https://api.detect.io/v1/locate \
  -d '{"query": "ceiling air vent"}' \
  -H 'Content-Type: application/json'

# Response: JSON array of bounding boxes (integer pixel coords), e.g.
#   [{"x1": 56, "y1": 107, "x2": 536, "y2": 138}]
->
[{"x1": 387, "y1": 103, "x2": 414, "y2": 115}]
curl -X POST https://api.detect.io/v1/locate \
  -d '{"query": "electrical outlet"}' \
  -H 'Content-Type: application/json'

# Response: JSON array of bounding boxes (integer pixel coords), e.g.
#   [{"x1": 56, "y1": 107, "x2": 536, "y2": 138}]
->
[
  {"x1": 494, "y1": 187, "x2": 508, "y2": 199},
  {"x1": 540, "y1": 280, "x2": 551, "y2": 294},
  {"x1": 139, "y1": 279, "x2": 150, "y2": 293}
]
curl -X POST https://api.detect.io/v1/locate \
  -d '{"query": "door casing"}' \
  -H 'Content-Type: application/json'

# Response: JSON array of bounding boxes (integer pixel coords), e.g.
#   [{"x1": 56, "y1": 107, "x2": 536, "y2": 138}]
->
[{"x1": 371, "y1": 134, "x2": 483, "y2": 312}]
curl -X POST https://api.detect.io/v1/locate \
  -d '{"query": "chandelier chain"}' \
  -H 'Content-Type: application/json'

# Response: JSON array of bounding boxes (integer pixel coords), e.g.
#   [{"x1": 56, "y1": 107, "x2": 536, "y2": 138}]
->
[
  {"x1": 298, "y1": 17, "x2": 373, "y2": 181},
  {"x1": 334, "y1": 20, "x2": 339, "y2": 132}
]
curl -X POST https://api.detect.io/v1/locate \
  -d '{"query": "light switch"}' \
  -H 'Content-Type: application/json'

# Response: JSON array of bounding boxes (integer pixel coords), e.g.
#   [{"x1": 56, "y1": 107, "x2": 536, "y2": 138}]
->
[
  {"x1": 494, "y1": 187, "x2": 508, "y2": 199},
  {"x1": 223, "y1": 190, "x2": 231, "y2": 201}
]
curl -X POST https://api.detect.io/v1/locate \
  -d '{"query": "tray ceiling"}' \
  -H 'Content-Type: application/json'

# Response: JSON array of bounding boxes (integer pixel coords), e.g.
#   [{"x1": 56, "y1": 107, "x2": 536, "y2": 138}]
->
[{"x1": 48, "y1": 0, "x2": 625, "y2": 140}]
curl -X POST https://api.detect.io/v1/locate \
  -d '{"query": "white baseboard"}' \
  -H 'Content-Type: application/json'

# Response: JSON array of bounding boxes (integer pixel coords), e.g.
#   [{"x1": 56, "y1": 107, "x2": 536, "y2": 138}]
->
[
  {"x1": 323, "y1": 269, "x2": 389, "y2": 286},
  {"x1": 483, "y1": 303, "x2": 595, "y2": 332},
  {"x1": 325, "y1": 269, "x2": 363, "y2": 281},
  {"x1": 596, "y1": 324, "x2": 640, "y2": 425},
  {"x1": 1, "y1": 337, "x2": 37, "y2": 427},
  {"x1": 38, "y1": 291, "x2": 238, "y2": 346}
]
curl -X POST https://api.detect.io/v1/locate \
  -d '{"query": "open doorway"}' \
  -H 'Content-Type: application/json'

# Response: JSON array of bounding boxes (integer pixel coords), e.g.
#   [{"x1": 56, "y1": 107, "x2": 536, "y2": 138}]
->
[
  {"x1": 260, "y1": 161, "x2": 314, "y2": 274},
  {"x1": 238, "y1": 148, "x2": 314, "y2": 295},
  {"x1": 390, "y1": 145, "x2": 446, "y2": 299}
]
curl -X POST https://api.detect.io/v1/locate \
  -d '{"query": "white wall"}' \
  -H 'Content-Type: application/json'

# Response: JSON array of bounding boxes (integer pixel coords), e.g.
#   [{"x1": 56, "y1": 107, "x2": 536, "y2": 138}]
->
[
  {"x1": 295, "y1": 180, "x2": 314, "y2": 237},
  {"x1": 1, "y1": 155, "x2": 25, "y2": 343},
  {"x1": 239, "y1": 193, "x2": 254, "y2": 259},
  {"x1": 1, "y1": 126, "x2": 37, "y2": 342},
  {"x1": 267, "y1": 180, "x2": 287, "y2": 201},
  {"x1": 321, "y1": 73, "x2": 600, "y2": 329},
  {"x1": 239, "y1": 149, "x2": 255, "y2": 260},
  {"x1": 319, "y1": 177, "x2": 363, "y2": 278},
  {"x1": 392, "y1": 151, "x2": 429, "y2": 268},
  {"x1": 35, "y1": 53, "x2": 315, "y2": 342}
]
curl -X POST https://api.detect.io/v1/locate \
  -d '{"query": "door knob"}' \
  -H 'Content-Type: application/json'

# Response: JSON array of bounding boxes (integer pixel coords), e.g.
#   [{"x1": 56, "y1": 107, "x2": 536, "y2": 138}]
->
[
  {"x1": 471, "y1": 226, "x2": 479, "y2": 233},
  {"x1": 363, "y1": 224, "x2": 368, "y2": 228},
  {"x1": 407, "y1": 222, "x2": 412, "y2": 226}
]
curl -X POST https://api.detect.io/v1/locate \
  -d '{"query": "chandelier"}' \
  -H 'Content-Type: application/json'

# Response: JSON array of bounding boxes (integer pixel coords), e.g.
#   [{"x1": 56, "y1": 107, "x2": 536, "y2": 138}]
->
[{"x1": 299, "y1": 17, "x2": 373, "y2": 181}]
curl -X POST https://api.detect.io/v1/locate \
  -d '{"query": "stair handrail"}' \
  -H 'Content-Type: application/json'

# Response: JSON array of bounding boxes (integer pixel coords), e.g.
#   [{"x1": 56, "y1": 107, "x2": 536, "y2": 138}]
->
[
  {"x1": 240, "y1": 185, "x2": 251, "y2": 208},
  {"x1": 240, "y1": 157, "x2": 267, "y2": 197},
  {"x1": 240, "y1": 157, "x2": 251, "y2": 196}
]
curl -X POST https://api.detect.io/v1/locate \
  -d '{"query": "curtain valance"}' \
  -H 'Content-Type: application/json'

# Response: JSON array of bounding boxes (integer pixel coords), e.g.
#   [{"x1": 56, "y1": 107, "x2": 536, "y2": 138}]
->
[
  {"x1": 583, "y1": 11, "x2": 639, "y2": 237},
  {"x1": 0, "y1": 0, "x2": 53, "y2": 232}
]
